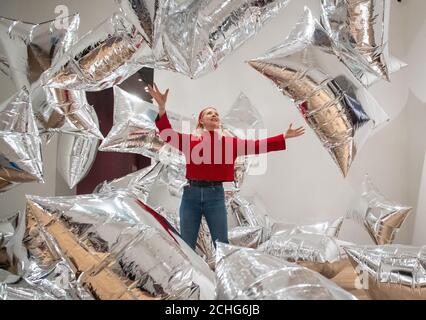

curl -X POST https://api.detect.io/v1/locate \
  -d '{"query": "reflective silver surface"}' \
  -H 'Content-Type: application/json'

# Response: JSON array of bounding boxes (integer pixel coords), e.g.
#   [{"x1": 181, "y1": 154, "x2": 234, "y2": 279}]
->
[
  {"x1": 155, "y1": 0, "x2": 291, "y2": 78},
  {"x1": 258, "y1": 232, "x2": 349, "y2": 278},
  {"x1": 25, "y1": 190, "x2": 215, "y2": 300},
  {"x1": 215, "y1": 242, "x2": 356, "y2": 300},
  {"x1": 248, "y1": 8, "x2": 389, "y2": 177},
  {"x1": 57, "y1": 133, "x2": 100, "y2": 189}
]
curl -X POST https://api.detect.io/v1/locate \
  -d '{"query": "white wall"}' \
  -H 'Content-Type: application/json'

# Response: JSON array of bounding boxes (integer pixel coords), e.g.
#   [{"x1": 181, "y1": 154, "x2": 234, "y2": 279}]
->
[{"x1": 0, "y1": 0, "x2": 425, "y2": 245}]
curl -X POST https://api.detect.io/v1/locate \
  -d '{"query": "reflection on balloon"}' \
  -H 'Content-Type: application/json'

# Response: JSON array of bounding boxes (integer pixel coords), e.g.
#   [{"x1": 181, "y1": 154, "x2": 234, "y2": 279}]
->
[{"x1": 248, "y1": 8, "x2": 389, "y2": 177}]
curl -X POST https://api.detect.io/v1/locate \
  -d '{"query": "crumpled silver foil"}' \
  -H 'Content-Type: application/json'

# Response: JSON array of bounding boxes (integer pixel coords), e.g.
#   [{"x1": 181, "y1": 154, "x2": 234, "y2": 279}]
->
[
  {"x1": 0, "y1": 87, "x2": 43, "y2": 192},
  {"x1": 344, "y1": 245, "x2": 426, "y2": 300}
]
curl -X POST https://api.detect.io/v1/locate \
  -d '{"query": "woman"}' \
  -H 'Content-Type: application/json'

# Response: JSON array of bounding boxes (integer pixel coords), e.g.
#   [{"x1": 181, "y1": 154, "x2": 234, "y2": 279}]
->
[{"x1": 148, "y1": 83, "x2": 305, "y2": 250}]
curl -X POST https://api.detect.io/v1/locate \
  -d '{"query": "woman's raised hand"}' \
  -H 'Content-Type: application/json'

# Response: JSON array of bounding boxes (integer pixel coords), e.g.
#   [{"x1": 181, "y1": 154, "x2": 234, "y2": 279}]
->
[
  {"x1": 147, "y1": 83, "x2": 169, "y2": 116},
  {"x1": 285, "y1": 123, "x2": 305, "y2": 139}
]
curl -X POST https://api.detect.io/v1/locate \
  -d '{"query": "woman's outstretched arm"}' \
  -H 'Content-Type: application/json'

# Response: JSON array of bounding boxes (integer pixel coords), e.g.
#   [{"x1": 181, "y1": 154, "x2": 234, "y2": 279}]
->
[
  {"x1": 235, "y1": 123, "x2": 305, "y2": 156},
  {"x1": 148, "y1": 83, "x2": 188, "y2": 153}
]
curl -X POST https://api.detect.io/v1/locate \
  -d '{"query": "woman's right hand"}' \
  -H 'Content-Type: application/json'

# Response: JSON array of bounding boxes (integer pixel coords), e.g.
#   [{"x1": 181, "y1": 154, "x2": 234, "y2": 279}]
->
[{"x1": 147, "y1": 83, "x2": 169, "y2": 117}]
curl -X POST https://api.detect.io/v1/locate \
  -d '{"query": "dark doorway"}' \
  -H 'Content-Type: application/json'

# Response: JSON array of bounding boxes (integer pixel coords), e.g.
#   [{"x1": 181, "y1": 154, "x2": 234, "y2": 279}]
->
[{"x1": 76, "y1": 68, "x2": 153, "y2": 194}]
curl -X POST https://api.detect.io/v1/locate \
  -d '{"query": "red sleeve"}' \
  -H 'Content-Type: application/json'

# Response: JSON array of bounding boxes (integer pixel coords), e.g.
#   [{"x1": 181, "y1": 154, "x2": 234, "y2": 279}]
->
[
  {"x1": 155, "y1": 112, "x2": 187, "y2": 153},
  {"x1": 234, "y1": 134, "x2": 286, "y2": 157}
]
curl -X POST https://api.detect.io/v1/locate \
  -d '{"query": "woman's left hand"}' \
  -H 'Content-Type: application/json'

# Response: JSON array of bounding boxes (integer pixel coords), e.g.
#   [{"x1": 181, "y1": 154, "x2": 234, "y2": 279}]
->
[{"x1": 285, "y1": 124, "x2": 305, "y2": 139}]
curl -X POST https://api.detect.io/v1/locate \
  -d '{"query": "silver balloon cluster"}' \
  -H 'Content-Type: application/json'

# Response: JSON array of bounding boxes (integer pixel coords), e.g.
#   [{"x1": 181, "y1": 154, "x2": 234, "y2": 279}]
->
[
  {"x1": 24, "y1": 190, "x2": 215, "y2": 300},
  {"x1": 38, "y1": 0, "x2": 293, "y2": 85},
  {"x1": 321, "y1": 0, "x2": 406, "y2": 87},
  {"x1": 248, "y1": 7, "x2": 389, "y2": 177},
  {"x1": 215, "y1": 242, "x2": 356, "y2": 300},
  {"x1": 0, "y1": 14, "x2": 103, "y2": 189},
  {"x1": 152, "y1": 0, "x2": 291, "y2": 78},
  {"x1": 347, "y1": 175, "x2": 412, "y2": 245},
  {"x1": 344, "y1": 245, "x2": 426, "y2": 300},
  {"x1": 258, "y1": 218, "x2": 350, "y2": 278}
]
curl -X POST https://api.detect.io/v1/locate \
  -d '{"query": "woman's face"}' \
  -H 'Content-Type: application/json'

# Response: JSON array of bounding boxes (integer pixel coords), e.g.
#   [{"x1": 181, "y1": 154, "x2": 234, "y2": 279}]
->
[{"x1": 200, "y1": 108, "x2": 221, "y2": 130}]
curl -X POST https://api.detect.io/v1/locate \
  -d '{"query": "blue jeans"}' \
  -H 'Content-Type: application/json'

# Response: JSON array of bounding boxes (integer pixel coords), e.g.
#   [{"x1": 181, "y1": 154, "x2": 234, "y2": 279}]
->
[{"x1": 179, "y1": 184, "x2": 229, "y2": 250}]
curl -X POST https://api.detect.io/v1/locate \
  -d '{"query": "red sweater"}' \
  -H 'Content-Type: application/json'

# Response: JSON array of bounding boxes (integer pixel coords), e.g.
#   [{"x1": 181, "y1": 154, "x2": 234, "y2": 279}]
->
[{"x1": 155, "y1": 112, "x2": 286, "y2": 182}]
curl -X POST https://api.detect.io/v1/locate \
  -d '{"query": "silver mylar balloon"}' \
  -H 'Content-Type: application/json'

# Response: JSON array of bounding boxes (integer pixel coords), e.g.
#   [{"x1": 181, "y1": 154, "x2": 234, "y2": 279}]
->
[
  {"x1": 0, "y1": 15, "x2": 79, "y2": 88},
  {"x1": 42, "y1": 13, "x2": 154, "y2": 91},
  {"x1": 215, "y1": 242, "x2": 356, "y2": 300},
  {"x1": 155, "y1": 0, "x2": 291, "y2": 78},
  {"x1": 344, "y1": 245, "x2": 426, "y2": 300},
  {"x1": 0, "y1": 15, "x2": 102, "y2": 138},
  {"x1": 228, "y1": 226, "x2": 264, "y2": 248},
  {"x1": 25, "y1": 190, "x2": 215, "y2": 300},
  {"x1": 57, "y1": 133, "x2": 99, "y2": 189},
  {"x1": 95, "y1": 161, "x2": 159, "y2": 194},
  {"x1": 0, "y1": 87, "x2": 43, "y2": 192},
  {"x1": 99, "y1": 86, "x2": 176, "y2": 159},
  {"x1": 225, "y1": 192, "x2": 271, "y2": 240},
  {"x1": 35, "y1": 86, "x2": 103, "y2": 139},
  {"x1": 270, "y1": 216, "x2": 344, "y2": 238},
  {"x1": 321, "y1": 0, "x2": 405, "y2": 86},
  {"x1": 248, "y1": 7, "x2": 389, "y2": 177},
  {"x1": 347, "y1": 175, "x2": 412, "y2": 245},
  {"x1": 258, "y1": 232, "x2": 350, "y2": 278}
]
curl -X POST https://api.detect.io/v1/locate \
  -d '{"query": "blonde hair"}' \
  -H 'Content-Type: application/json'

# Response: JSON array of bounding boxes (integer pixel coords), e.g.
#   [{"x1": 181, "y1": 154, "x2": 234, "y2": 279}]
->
[{"x1": 193, "y1": 107, "x2": 225, "y2": 137}]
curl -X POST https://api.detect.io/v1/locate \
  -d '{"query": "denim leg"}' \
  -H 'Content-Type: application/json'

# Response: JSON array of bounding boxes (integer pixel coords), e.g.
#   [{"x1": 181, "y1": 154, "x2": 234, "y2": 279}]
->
[
  {"x1": 179, "y1": 186, "x2": 203, "y2": 250},
  {"x1": 202, "y1": 186, "x2": 229, "y2": 248}
]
